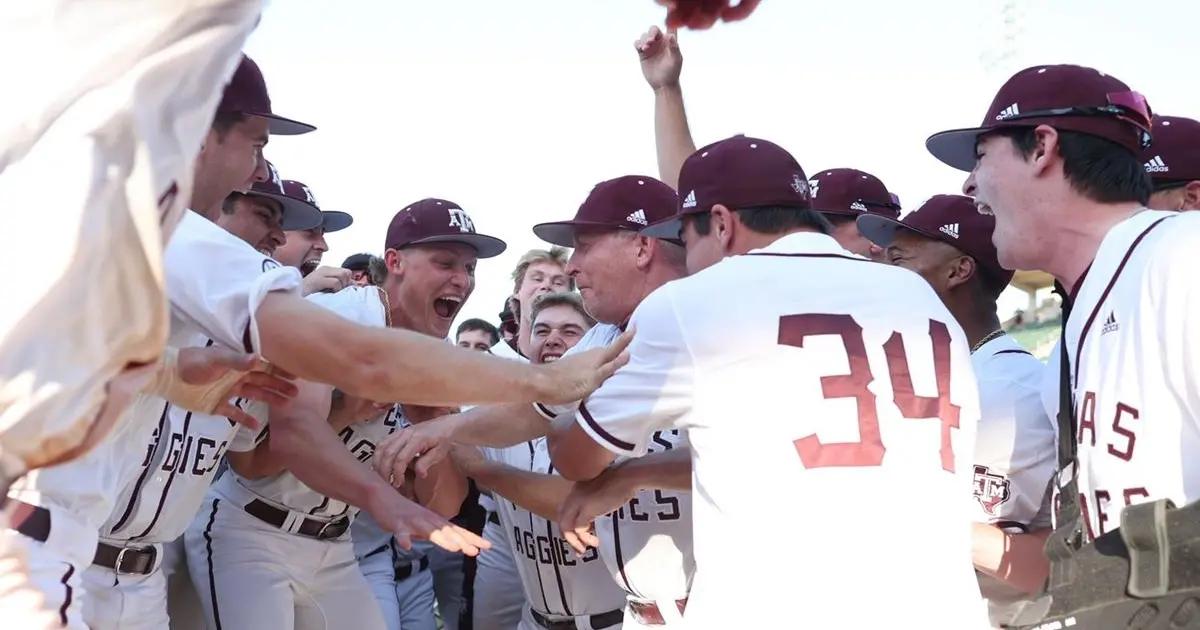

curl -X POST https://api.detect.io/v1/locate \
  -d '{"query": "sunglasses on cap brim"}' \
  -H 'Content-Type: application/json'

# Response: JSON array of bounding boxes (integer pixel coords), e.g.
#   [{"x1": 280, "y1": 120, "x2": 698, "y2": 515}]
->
[{"x1": 994, "y1": 91, "x2": 1153, "y2": 149}]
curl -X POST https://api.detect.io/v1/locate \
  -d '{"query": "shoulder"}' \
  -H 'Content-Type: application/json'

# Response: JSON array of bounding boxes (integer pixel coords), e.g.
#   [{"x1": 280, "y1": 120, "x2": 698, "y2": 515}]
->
[
  {"x1": 565, "y1": 323, "x2": 623, "y2": 356},
  {"x1": 167, "y1": 210, "x2": 281, "y2": 272},
  {"x1": 306, "y1": 286, "x2": 386, "y2": 327}
]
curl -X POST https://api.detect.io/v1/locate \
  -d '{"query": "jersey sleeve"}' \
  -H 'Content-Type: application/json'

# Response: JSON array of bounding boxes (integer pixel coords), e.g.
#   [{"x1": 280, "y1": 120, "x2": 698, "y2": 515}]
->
[
  {"x1": 972, "y1": 363, "x2": 1057, "y2": 529},
  {"x1": 164, "y1": 212, "x2": 301, "y2": 353},
  {"x1": 304, "y1": 286, "x2": 386, "y2": 327},
  {"x1": 574, "y1": 288, "x2": 695, "y2": 458}
]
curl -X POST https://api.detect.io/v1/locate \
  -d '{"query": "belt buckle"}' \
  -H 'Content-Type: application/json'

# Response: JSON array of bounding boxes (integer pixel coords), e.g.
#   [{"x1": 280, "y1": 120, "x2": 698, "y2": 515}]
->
[
  {"x1": 114, "y1": 546, "x2": 134, "y2": 574},
  {"x1": 317, "y1": 516, "x2": 349, "y2": 540}
]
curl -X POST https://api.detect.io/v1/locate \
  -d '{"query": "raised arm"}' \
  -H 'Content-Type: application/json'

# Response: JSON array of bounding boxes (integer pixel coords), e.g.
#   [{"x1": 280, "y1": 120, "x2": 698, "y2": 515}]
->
[
  {"x1": 637, "y1": 26, "x2": 696, "y2": 189},
  {"x1": 255, "y1": 292, "x2": 631, "y2": 408}
]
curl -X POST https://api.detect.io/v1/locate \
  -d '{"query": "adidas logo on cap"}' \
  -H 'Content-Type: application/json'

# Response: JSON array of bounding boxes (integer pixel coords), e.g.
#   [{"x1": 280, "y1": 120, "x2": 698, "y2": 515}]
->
[
  {"x1": 939, "y1": 223, "x2": 960, "y2": 239},
  {"x1": 1144, "y1": 155, "x2": 1169, "y2": 173},
  {"x1": 682, "y1": 190, "x2": 697, "y2": 209},
  {"x1": 626, "y1": 209, "x2": 648, "y2": 226},
  {"x1": 995, "y1": 103, "x2": 1021, "y2": 121},
  {"x1": 850, "y1": 201, "x2": 868, "y2": 212}
]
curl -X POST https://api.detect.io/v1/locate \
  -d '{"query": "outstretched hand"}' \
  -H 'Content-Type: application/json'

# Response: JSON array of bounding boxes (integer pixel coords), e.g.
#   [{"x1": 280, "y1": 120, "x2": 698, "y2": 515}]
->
[
  {"x1": 536, "y1": 329, "x2": 633, "y2": 406},
  {"x1": 636, "y1": 26, "x2": 683, "y2": 90},
  {"x1": 655, "y1": 0, "x2": 762, "y2": 31},
  {"x1": 176, "y1": 346, "x2": 297, "y2": 429}
]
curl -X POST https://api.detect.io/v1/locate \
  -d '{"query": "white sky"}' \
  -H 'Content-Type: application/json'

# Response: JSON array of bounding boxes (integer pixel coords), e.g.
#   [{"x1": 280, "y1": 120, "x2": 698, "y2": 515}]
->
[{"x1": 245, "y1": 0, "x2": 1199, "y2": 328}]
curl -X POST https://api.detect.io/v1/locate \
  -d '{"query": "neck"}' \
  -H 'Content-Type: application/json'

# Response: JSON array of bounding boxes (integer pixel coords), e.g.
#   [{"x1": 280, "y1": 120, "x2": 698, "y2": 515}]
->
[
  {"x1": 516, "y1": 315, "x2": 534, "y2": 358},
  {"x1": 951, "y1": 297, "x2": 1002, "y2": 350},
  {"x1": 1038, "y1": 199, "x2": 1142, "y2": 294},
  {"x1": 731, "y1": 226, "x2": 818, "y2": 256}
]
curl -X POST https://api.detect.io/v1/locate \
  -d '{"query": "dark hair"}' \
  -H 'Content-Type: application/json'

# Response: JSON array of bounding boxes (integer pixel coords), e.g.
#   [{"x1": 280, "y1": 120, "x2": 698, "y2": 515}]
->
[
  {"x1": 456, "y1": 318, "x2": 499, "y2": 345},
  {"x1": 211, "y1": 111, "x2": 248, "y2": 140},
  {"x1": 993, "y1": 127, "x2": 1151, "y2": 205},
  {"x1": 687, "y1": 205, "x2": 831, "y2": 237},
  {"x1": 220, "y1": 192, "x2": 245, "y2": 215}
]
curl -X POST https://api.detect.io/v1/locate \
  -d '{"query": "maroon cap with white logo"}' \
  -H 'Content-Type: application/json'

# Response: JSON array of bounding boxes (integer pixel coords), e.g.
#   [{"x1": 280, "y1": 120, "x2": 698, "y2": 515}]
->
[
  {"x1": 856, "y1": 194, "x2": 1013, "y2": 290},
  {"x1": 927, "y1": 65, "x2": 1153, "y2": 171},
  {"x1": 532, "y1": 175, "x2": 679, "y2": 247},
  {"x1": 808, "y1": 168, "x2": 900, "y2": 219},
  {"x1": 217, "y1": 55, "x2": 316, "y2": 136},
  {"x1": 245, "y1": 164, "x2": 323, "y2": 230},
  {"x1": 643, "y1": 135, "x2": 810, "y2": 239},
  {"x1": 1138, "y1": 115, "x2": 1200, "y2": 186},
  {"x1": 385, "y1": 198, "x2": 507, "y2": 258}
]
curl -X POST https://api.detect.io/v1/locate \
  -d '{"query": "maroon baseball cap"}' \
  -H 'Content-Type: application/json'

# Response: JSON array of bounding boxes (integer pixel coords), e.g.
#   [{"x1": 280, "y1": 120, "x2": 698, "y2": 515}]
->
[
  {"x1": 385, "y1": 198, "x2": 507, "y2": 258},
  {"x1": 245, "y1": 164, "x2": 323, "y2": 230},
  {"x1": 217, "y1": 55, "x2": 315, "y2": 136},
  {"x1": 808, "y1": 168, "x2": 900, "y2": 219},
  {"x1": 927, "y1": 65, "x2": 1153, "y2": 171},
  {"x1": 274, "y1": 180, "x2": 354, "y2": 233},
  {"x1": 856, "y1": 194, "x2": 1013, "y2": 291},
  {"x1": 642, "y1": 135, "x2": 811, "y2": 239},
  {"x1": 1138, "y1": 115, "x2": 1200, "y2": 186},
  {"x1": 532, "y1": 175, "x2": 679, "y2": 247}
]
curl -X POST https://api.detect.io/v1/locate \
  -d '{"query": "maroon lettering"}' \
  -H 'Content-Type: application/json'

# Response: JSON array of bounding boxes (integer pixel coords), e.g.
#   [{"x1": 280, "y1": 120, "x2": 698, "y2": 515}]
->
[
  {"x1": 1108, "y1": 403, "x2": 1139, "y2": 461},
  {"x1": 781, "y1": 314, "x2": 883, "y2": 468},
  {"x1": 1078, "y1": 391, "x2": 1097, "y2": 447},
  {"x1": 1095, "y1": 490, "x2": 1111, "y2": 536},
  {"x1": 1123, "y1": 487, "x2": 1150, "y2": 506},
  {"x1": 779, "y1": 314, "x2": 960, "y2": 471}
]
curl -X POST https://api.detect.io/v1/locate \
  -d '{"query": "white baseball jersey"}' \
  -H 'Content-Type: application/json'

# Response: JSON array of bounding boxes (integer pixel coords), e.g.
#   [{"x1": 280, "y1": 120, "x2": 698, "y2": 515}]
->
[
  {"x1": 970, "y1": 334, "x2": 1057, "y2": 626},
  {"x1": 0, "y1": 0, "x2": 260, "y2": 478},
  {"x1": 7, "y1": 211, "x2": 302, "y2": 541},
  {"x1": 1059, "y1": 210, "x2": 1200, "y2": 541},
  {"x1": 99, "y1": 212, "x2": 304, "y2": 546},
  {"x1": 213, "y1": 286, "x2": 398, "y2": 525},
  {"x1": 482, "y1": 439, "x2": 628, "y2": 620},
  {"x1": 574, "y1": 232, "x2": 988, "y2": 629},
  {"x1": 536, "y1": 324, "x2": 693, "y2": 603}
]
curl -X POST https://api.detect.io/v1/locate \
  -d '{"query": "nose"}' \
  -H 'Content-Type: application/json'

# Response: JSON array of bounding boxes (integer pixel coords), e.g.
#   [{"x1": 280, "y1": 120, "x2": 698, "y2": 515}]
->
[
  {"x1": 565, "y1": 251, "x2": 582, "y2": 277},
  {"x1": 544, "y1": 331, "x2": 566, "y2": 352},
  {"x1": 251, "y1": 152, "x2": 269, "y2": 183},
  {"x1": 313, "y1": 233, "x2": 329, "y2": 254},
  {"x1": 868, "y1": 243, "x2": 885, "y2": 261},
  {"x1": 269, "y1": 228, "x2": 285, "y2": 251},
  {"x1": 962, "y1": 171, "x2": 977, "y2": 197}
]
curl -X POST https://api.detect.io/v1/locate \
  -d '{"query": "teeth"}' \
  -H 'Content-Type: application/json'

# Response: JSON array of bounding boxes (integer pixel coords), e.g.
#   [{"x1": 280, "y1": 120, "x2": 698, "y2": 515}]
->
[{"x1": 438, "y1": 296, "x2": 463, "y2": 304}]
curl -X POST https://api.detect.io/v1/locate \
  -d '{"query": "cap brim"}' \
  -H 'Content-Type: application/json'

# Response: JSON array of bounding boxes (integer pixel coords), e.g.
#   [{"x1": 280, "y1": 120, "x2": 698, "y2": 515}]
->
[
  {"x1": 532, "y1": 220, "x2": 632, "y2": 247},
  {"x1": 925, "y1": 127, "x2": 988, "y2": 172},
  {"x1": 854, "y1": 214, "x2": 908, "y2": 248},
  {"x1": 406, "y1": 234, "x2": 508, "y2": 259},
  {"x1": 640, "y1": 216, "x2": 683, "y2": 240},
  {"x1": 249, "y1": 112, "x2": 317, "y2": 136},
  {"x1": 248, "y1": 191, "x2": 323, "y2": 231},
  {"x1": 322, "y1": 211, "x2": 353, "y2": 233}
]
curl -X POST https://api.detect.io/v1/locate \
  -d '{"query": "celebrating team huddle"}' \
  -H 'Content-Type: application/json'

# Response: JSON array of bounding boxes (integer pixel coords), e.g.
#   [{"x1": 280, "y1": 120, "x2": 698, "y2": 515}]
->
[{"x1": 2, "y1": 1, "x2": 1200, "y2": 629}]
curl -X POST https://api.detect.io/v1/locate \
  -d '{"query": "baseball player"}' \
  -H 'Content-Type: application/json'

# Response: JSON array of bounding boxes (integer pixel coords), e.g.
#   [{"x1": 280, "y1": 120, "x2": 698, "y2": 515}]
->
[
  {"x1": 272, "y1": 186, "x2": 359, "y2": 294},
  {"x1": 77, "y1": 168, "x2": 323, "y2": 630},
  {"x1": 186, "y1": 198, "x2": 505, "y2": 630},
  {"x1": 508, "y1": 248, "x2": 573, "y2": 357},
  {"x1": 449, "y1": 291, "x2": 630, "y2": 630},
  {"x1": 377, "y1": 175, "x2": 696, "y2": 628},
  {"x1": 633, "y1": 26, "x2": 895, "y2": 260},
  {"x1": 343, "y1": 253, "x2": 376, "y2": 287},
  {"x1": 928, "y1": 65, "x2": 1200, "y2": 626},
  {"x1": 3, "y1": 55, "x2": 320, "y2": 628},
  {"x1": 546, "y1": 136, "x2": 989, "y2": 629},
  {"x1": 457, "y1": 319, "x2": 502, "y2": 352},
  {"x1": 1138, "y1": 115, "x2": 1200, "y2": 212},
  {"x1": 856, "y1": 194, "x2": 1057, "y2": 626}
]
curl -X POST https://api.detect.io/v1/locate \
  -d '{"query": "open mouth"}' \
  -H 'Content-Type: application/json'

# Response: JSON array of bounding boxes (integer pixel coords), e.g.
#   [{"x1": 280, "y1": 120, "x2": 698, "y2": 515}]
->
[
  {"x1": 433, "y1": 295, "x2": 464, "y2": 319},
  {"x1": 300, "y1": 258, "x2": 321, "y2": 276},
  {"x1": 975, "y1": 201, "x2": 994, "y2": 216},
  {"x1": 540, "y1": 352, "x2": 564, "y2": 363}
]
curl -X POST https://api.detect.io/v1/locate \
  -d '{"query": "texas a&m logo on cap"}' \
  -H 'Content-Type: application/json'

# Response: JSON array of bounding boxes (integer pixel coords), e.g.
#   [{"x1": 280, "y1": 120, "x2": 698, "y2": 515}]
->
[
  {"x1": 972, "y1": 464, "x2": 1012, "y2": 516},
  {"x1": 448, "y1": 207, "x2": 476, "y2": 234},
  {"x1": 790, "y1": 173, "x2": 810, "y2": 198}
]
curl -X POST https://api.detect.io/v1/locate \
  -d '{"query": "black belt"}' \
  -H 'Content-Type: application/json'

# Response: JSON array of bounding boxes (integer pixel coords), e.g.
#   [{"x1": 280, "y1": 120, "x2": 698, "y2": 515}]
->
[
  {"x1": 93, "y1": 541, "x2": 157, "y2": 575},
  {"x1": 488, "y1": 511, "x2": 500, "y2": 526},
  {"x1": 395, "y1": 555, "x2": 430, "y2": 581},
  {"x1": 530, "y1": 608, "x2": 623, "y2": 630},
  {"x1": 243, "y1": 499, "x2": 349, "y2": 540},
  {"x1": 8, "y1": 500, "x2": 51, "y2": 542}
]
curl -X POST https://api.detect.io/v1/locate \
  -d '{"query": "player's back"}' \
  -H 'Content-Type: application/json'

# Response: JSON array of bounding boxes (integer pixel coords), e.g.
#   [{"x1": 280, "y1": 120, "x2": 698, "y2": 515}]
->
[{"x1": 665, "y1": 233, "x2": 985, "y2": 628}]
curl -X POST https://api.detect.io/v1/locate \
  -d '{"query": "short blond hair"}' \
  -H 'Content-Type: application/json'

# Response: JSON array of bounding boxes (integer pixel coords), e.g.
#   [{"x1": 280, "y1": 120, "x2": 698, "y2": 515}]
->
[
  {"x1": 529, "y1": 292, "x2": 596, "y2": 329},
  {"x1": 510, "y1": 247, "x2": 571, "y2": 294}
]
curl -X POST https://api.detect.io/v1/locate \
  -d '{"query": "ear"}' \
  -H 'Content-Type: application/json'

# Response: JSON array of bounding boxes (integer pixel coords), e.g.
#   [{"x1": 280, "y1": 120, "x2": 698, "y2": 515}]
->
[
  {"x1": 945, "y1": 255, "x2": 977, "y2": 291},
  {"x1": 634, "y1": 236, "x2": 655, "y2": 270},
  {"x1": 385, "y1": 249, "x2": 405, "y2": 276},
  {"x1": 1182, "y1": 181, "x2": 1200, "y2": 211},
  {"x1": 710, "y1": 204, "x2": 736, "y2": 250},
  {"x1": 1030, "y1": 125, "x2": 1059, "y2": 176}
]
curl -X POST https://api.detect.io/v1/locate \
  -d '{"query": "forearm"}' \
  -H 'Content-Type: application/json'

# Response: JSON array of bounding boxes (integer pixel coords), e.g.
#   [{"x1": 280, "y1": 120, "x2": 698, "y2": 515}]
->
[
  {"x1": 611, "y1": 447, "x2": 691, "y2": 492},
  {"x1": 257, "y1": 294, "x2": 549, "y2": 406},
  {"x1": 448, "y1": 404, "x2": 552, "y2": 448},
  {"x1": 653, "y1": 84, "x2": 696, "y2": 189},
  {"x1": 412, "y1": 459, "x2": 469, "y2": 518},
  {"x1": 971, "y1": 523, "x2": 1051, "y2": 595},
  {"x1": 470, "y1": 461, "x2": 574, "y2": 521}
]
